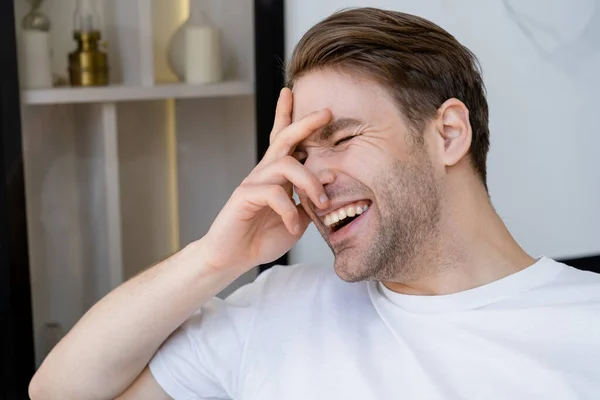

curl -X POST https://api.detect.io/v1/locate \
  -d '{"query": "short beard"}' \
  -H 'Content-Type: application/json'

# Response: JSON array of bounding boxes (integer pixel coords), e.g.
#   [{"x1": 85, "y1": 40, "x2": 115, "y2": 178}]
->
[{"x1": 334, "y1": 151, "x2": 441, "y2": 283}]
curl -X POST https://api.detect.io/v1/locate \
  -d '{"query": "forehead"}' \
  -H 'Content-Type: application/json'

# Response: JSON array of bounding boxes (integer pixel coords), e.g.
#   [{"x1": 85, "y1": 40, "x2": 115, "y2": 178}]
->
[{"x1": 291, "y1": 69, "x2": 397, "y2": 123}]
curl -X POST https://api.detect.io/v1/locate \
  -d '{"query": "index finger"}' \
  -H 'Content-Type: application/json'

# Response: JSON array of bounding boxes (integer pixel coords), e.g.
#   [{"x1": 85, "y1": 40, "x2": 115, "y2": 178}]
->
[
  {"x1": 270, "y1": 88, "x2": 293, "y2": 144},
  {"x1": 261, "y1": 108, "x2": 332, "y2": 165}
]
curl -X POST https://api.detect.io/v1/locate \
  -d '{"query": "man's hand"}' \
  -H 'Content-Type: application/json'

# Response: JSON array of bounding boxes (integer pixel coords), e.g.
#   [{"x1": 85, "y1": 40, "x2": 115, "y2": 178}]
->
[{"x1": 202, "y1": 88, "x2": 332, "y2": 272}]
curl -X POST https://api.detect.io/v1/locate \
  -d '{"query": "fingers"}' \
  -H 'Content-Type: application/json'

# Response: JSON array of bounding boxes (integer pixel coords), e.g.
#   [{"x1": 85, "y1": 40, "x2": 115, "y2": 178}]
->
[
  {"x1": 295, "y1": 203, "x2": 312, "y2": 236},
  {"x1": 248, "y1": 156, "x2": 329, "y2": 209},
  {"x1": 262, "y1": 108, "x2": 332, "y2": 165},
  {"x1": 239, "y1": 184, "x2": 302, "y2": 235},
  {"x1": 270, "y1": 88, "x2": 293, "y2": 143},
  {"x1": 238, "y1": 88, "x2": 330, "y2": 237}
]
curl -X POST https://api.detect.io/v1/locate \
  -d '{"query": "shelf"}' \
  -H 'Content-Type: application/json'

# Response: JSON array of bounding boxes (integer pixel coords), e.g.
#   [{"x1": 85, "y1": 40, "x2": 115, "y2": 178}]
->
[{"x1": 21, "y1": 80, "x2": 255, "y2": 105}]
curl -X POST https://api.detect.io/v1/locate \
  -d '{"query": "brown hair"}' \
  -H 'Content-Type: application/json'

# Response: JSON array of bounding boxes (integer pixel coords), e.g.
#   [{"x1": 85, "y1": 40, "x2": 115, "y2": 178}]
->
[{"x1": 287, "y1": 7, "x2": 490, "y2": 187}]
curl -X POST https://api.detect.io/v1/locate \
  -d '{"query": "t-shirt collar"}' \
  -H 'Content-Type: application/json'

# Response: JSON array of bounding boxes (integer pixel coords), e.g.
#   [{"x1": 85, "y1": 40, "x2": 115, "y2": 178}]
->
[{"x1": 369, "y1": 256, "x2": 565, "y2": 314}]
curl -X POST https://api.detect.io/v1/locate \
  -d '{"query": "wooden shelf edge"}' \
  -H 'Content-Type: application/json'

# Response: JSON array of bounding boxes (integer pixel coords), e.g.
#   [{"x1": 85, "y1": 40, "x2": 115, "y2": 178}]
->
[{"x1": 22, "y1": 80, "x2": 255, "y2": 105}]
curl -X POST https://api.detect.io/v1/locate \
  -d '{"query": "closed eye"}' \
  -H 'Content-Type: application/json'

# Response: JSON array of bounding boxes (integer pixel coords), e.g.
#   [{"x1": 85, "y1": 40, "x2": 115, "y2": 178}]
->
[{"x1": 333, "y1": 136, "x2": 354, "y2": 146}]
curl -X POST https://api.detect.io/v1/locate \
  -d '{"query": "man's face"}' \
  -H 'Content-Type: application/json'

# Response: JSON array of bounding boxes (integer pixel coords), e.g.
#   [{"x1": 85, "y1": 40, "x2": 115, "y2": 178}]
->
[{"x1": 293, "y1": 69, "x2": 442, "y2": 283}]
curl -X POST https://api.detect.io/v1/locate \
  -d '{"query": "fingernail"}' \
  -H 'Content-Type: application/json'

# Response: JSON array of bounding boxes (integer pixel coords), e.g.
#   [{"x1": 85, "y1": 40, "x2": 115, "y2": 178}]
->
[
  {"x1": 319, "y1": 194, "x2": 329, "y2": 204},
  {"x1": 294, "y1": 224, "x2": 301, "y2": 233}
]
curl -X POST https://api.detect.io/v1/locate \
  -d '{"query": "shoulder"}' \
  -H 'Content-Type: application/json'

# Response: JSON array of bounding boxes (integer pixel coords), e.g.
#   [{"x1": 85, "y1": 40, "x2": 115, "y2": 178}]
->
[
  {"x1": 224, "y1": 263, "x2": 371, "y2": 321},
  {"x1": 227, "y1": 263, "x2": 363, "y2": 305},
  {"x1": 535, "y1": 257, "x2": 600, "y2": 304},
  {"x1": 256, "y1": 263, "x2": 339, "y2": 293},
  {"x1": 544, "y1": 256, "x2": 600, "y2": 285},
  {"x1": 553, "y1": 259, "x2": 600, "y2": 283},
  {"x1": 255, "y1": 263, "x2": 367, "y2": 298}
]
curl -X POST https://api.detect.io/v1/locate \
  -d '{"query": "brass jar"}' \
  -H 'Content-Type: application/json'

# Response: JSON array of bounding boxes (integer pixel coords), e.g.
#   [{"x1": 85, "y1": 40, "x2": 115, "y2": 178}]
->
[{"x1": 68, "y1": 30, "x2": 108, "y2": 86}]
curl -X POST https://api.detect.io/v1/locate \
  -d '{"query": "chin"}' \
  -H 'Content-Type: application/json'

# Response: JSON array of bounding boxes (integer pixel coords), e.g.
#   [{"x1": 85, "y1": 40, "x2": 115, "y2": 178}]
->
[{"x1": 332, "y1": 252, "x2": 373, "y2": 282}]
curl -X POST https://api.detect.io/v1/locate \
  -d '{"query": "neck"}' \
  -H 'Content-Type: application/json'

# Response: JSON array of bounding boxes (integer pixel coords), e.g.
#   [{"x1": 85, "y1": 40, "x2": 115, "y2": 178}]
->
[{"x1": 383, "y1": 173, "x2": 535, "y2": 295}]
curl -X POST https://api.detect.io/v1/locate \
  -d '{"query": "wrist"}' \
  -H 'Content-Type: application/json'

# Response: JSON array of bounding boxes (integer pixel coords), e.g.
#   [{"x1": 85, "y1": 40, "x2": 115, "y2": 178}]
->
[
  {"x1": 171, "y1": 238, "x2": 245, "y2": 298},
  {"x1": 186, "y1": 236, "x2": 252, "y2": 277}
]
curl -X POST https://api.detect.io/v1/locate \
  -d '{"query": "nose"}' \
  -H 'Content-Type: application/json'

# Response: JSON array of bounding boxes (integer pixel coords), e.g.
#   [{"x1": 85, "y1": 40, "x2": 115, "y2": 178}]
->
[{"x1": 304, "y1": 155, "x2": 336, "y2": 187}]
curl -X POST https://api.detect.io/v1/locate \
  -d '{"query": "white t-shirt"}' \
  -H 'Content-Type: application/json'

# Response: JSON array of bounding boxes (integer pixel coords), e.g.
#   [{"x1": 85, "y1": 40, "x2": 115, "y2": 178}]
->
[{"x1": 149, "y1": 257, "x2": 600, "y2": 399}]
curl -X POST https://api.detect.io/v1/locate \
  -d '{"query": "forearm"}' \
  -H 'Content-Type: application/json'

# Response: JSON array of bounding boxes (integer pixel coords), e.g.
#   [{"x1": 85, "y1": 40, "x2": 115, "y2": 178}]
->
[{"x1": 30, "y1": 238, "x2": 243, "y2": 400}]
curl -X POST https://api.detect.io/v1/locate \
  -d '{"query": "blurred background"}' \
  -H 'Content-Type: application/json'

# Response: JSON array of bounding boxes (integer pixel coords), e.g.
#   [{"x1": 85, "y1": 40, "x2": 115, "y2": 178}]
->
[{"x1": 1, "y1": 0, "x2": 598, "y2": 397}]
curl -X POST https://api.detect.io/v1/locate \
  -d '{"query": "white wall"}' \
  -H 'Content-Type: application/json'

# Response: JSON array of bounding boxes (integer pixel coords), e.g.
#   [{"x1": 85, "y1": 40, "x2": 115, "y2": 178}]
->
[{"x1": 286, "y1": 0, "x2": 600, "y2": 264}]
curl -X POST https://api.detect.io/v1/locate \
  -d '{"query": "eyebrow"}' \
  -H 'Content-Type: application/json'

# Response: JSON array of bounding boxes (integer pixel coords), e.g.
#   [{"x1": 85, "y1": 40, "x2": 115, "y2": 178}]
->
[{"x1": 316, "y1": 117, "x2": 364, "y2": 142}]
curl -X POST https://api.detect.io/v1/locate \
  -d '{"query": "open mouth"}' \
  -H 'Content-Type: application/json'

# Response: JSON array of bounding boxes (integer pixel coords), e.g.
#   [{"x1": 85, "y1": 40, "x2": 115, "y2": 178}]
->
[
  {"x1": 330, "y1": 211, "x2": 362, "y2": 232},
  {"x1": 323, "y1": 200, "x2": 372, "y2": 233}
]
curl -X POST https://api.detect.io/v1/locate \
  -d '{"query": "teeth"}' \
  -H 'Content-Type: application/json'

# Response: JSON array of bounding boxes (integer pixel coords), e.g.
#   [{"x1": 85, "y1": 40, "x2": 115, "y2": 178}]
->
[{"x1": 322, "y1": 201, "x2": 370, "y2": 226}]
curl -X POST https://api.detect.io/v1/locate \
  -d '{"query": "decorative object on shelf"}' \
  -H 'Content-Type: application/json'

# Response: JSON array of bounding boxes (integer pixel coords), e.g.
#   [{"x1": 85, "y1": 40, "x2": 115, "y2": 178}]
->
[
  {"x1": 20, "y1": 0, "x2": 53, "y2": 89},
  {"x1": 168, "y1": 1, "x2": 223, "y2": 84},
  {"x1": 68, "y1": 0, "x2": 108, "y2": 87}
]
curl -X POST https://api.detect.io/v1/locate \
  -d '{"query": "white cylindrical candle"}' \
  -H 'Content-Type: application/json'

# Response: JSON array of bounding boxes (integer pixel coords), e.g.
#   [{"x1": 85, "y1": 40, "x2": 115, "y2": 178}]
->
[
  {"x1": 21, "y1": 30, "x2": 53, "y2": 89},
  {"x1": 184, "y1": 26, "x2": 222, "y2": 84}
]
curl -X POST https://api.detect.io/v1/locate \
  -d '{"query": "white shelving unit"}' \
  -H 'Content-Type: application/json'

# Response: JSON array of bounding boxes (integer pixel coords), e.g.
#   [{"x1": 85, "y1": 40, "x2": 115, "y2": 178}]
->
[
  {"x1": 22, "y1": 81, "x2": 255, "y2": 105},
  {"x1": 16, "y1": 0, "x2": 258, "y2": 366}
]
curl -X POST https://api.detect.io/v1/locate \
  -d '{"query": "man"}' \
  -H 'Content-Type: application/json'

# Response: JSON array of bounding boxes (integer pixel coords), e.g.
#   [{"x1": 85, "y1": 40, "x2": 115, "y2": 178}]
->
[{"x1": 30, "y1": 7, "x2": 600, "y2": 400}]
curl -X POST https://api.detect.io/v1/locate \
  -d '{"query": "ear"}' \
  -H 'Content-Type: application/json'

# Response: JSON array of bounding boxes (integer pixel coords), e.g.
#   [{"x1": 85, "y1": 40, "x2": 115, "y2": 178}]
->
[{"x1": 435, "y1": 98, "x2": 472, "y2": 167}]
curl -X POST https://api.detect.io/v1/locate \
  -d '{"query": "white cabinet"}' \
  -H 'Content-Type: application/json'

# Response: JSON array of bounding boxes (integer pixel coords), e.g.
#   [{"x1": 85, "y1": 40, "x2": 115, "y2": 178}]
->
[{"x1": 14, "y1": 0, "x2": 262, "y2": 365}]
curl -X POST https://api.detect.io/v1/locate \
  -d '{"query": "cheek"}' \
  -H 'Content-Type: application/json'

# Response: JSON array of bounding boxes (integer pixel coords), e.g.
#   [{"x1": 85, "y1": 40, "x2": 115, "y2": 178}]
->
[{"x1": 337, "y1": 145, "x2": 387, "y2": 178}]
